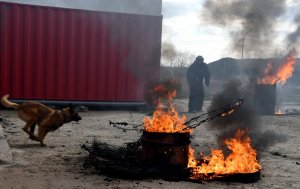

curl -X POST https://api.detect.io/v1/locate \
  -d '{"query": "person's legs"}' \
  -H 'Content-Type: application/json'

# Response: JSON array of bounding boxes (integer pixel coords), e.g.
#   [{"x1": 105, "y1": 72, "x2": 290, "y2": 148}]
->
[
  {"x1": 188, "y1": 83, "x2": 197, "y2": 112},
  {"x1": 197, "y1": 88, "x2": 204, "y2": 112},
  {"x1": 188, "y1": 98, "x2": 196, "y2": 112},
  {"x1": 190, "y1": 87, "x2": 203, "y2": 112},
  {"x1": 188, "y1": 84, "x2": 204, "y2": 112}
]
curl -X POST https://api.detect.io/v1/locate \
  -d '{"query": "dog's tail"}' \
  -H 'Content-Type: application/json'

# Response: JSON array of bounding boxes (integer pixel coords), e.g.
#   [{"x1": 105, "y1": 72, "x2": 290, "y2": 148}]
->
[{"x1": 1, "y1": 94, "x2": 20, "y2": 110}]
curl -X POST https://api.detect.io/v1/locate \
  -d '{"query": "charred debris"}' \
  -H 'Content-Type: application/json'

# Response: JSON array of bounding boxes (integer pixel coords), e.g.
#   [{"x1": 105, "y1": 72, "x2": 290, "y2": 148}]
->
[{"x1": 80, "y1": 98, "x2": 262, "y2": 183}]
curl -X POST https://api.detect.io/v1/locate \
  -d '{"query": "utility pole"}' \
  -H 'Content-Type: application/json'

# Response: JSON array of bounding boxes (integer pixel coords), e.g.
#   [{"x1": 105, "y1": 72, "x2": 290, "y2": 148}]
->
[{"x1": 241, "y1": 35, "x2": 245, "y2": 60}]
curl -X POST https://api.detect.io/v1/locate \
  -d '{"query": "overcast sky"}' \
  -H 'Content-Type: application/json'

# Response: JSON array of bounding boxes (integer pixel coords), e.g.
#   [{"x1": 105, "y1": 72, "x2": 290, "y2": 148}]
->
[{"x1": 162, "y1": 0, "x2": 300, "y2": 63}]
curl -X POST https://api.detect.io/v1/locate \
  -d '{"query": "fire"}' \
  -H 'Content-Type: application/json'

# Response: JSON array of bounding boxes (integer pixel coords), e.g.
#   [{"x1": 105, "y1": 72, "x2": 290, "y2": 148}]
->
[
  {"x1": 145, "y1": 79, "x2": 179, "y2": 106},
  {"x1": 143, "y1": 83, "x2": 260, "y2": 180},
  {"x1": 144, "y1": 83, "x2": 190, "y2": 133},
  {"x1": 258, "y1": 48, "x2": 297, "y2": 85},
  {"x1": 221, "y1": 109, "x2": 235, "y2": 116},
  {"x1": 275, "y1": 108, "x2": 284, "y2": 115},
  {"x1": 188, "y1": 129, "x2": 261, "y2": 180}
]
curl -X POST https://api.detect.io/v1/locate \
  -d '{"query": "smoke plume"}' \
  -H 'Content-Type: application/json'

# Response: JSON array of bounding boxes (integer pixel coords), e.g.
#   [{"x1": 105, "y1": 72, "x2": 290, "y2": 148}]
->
[
  {"x1": 201, "y1": 0, "x2": 287, "y2": 57},
  {"x1": 161, "y1": 41, "x2": 177, "y2": 63},
  {"x1": 207, "y1": 79, "x2": 287, "y2": 154},
  {"x1": 287, "y1": 13, "x2": 300, "y2": 47}
]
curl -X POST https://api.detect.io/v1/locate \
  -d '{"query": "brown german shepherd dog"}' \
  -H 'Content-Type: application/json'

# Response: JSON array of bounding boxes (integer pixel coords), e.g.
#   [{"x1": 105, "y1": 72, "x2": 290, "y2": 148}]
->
[{"x1": 1, "y1": 94, "x2": 81, "y2": 146}]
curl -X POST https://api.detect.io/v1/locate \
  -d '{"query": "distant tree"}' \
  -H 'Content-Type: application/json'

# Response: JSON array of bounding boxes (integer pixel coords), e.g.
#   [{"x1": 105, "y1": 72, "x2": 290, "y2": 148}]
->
[
  {"x1": 161, "y1": 41, "x2": 195, "y2": 67},
  {"x1": 171, "y1": 50, "x2": 195, "y2": 67},
  {"x1": 160, "y1": 41, "x2": 196, "y2": 98}
]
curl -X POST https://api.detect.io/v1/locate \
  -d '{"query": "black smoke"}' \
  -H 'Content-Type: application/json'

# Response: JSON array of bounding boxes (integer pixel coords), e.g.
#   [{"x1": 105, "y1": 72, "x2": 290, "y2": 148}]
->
[
  {"x1": 287, "y1": 13, "x2": 300, "y2": 47},
  {"x1": 207, "y1": 79, "x2": 287, "y2": 155},
  {"x1": 201, "y1": 0, "x2": 287, "y2": 57},
  {"x1": 161, "y1": 41, "x2": 177, "y2": 64}
]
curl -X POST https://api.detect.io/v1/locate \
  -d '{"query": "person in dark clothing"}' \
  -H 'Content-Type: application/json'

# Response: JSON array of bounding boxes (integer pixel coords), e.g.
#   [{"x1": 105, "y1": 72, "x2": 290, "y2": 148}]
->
[{"x1": 186, "y1": 56, "x2": 211, "y2": 112}]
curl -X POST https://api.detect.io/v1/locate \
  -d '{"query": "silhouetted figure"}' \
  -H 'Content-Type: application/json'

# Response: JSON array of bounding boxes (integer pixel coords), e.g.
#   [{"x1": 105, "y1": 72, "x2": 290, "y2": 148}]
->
[{"x1": 186, "y1": 56, "x2": 210, "y2": 112}]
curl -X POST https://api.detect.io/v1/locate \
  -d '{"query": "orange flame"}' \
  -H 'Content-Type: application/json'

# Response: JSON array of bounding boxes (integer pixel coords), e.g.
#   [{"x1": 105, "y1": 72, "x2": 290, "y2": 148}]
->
[
  {"x1": 258, "y1": 48, "x2": 297, "y2": 85},
  {"x1": 188, "y1": 129, "x2": 261, "y2": 180},
  {"x1": 144, "y1": 84, "x2": 191, "y2": 133},
  {"x1": 145, "y1": 80, "x2": 180, "y2": 106},
  {"x1": 275, "y1": 108, "x2": 284, "y2": 115}
]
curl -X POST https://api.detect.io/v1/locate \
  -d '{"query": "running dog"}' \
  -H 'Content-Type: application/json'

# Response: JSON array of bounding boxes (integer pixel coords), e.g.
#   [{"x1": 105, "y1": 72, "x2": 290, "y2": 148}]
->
[{"x1": 1, "y1": 94, "x2": 81, "y2": 146}]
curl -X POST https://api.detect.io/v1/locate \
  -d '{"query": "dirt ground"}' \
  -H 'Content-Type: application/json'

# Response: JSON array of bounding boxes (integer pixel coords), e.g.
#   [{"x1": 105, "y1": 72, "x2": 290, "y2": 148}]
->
[{"x1": 0, "y1": 100, "x2": 299, "y2": 189}]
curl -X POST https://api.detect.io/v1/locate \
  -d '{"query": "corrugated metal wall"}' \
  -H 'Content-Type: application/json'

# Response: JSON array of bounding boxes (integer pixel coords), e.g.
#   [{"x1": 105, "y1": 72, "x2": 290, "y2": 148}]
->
[{"x1": 0, "y1": 2, "x2": 162, "y2": 102}]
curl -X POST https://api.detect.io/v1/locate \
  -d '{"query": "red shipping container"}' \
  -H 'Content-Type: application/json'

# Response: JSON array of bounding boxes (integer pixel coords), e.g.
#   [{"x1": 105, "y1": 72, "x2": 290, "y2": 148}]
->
[{"x1": 0, "y1": 2, "x2": 162, "y2": 105}]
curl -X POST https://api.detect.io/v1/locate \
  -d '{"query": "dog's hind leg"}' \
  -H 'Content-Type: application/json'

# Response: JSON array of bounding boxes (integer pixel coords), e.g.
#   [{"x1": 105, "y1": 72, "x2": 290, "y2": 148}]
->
[
  {"x1": 37, "y1": 127, "x2": 49, "y2": 147},
  {"x1": 29, "y1": 125, "x2": 38, "y2": 140},
  {"x1": 22, "y1": 120, "x2": 39, "y2": 140},
  {"x1": 29, "y1": 123, "x2": 36, "y2": 135},
  {"x1": 22, "y1": 120, "x2": 34, "y2": 132}
]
